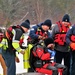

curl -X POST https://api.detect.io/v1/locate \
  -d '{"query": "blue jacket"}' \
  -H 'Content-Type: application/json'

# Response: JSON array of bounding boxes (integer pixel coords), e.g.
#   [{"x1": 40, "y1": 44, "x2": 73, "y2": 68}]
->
[
  {"x1": 29, "y1": 23, "x2": 51, "y2": 39},
  {"x1": 66, "y1": 25, "x2": 75, "y2": 45}
]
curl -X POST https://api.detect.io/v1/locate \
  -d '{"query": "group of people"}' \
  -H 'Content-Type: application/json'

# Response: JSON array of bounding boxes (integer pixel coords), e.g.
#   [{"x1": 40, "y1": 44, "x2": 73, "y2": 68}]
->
[{"x1": 0, "y1": 13, "x2": 75, "y2": 75}]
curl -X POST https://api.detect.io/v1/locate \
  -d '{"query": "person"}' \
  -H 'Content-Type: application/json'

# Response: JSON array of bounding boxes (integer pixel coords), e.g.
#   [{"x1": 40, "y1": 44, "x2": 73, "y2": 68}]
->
[
  {"x1": 51, "y1": 14, "x2": 71, "y2": 75},
  {"x1": 0, "y1": 49, "x2": 7, "y2": 75},
  {"x1": 29, "y1": 19, "x2": 52, "y2": 44},
  {"x1": 44, "y1": 37, "x2": 56, "y2": 61},
  {"x1": 28, "y1": 19, "x2": 52, "y2": 72},
  {"x1": 66, "y1": 24, "x2": 75, "y2": 75},
  {"x1": 0, "y1": 29, "x2": 7, "y2": 75},
  {"x1": 0, "y1": 19, "x2": 30, "y2": 75},
  {"x1": 29, "y1": 37, "x2": 67, "y2": 75}
]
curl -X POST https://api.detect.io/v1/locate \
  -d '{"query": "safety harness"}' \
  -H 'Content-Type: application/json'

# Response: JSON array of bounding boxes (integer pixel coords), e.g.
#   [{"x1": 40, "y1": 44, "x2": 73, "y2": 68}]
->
[{"x1": 4, "y1": 25, "x2": 24, "y2": 52}]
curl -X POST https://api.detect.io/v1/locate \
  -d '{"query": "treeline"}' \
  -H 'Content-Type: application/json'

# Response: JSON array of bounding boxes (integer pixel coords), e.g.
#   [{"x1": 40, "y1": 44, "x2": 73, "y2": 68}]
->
[{"x1": 0, "y1": 0, "x2": 75, "y2": 27}]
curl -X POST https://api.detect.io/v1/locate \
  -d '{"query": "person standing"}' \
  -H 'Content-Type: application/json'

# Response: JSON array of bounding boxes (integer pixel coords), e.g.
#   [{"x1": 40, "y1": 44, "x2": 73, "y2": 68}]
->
[
  {"x1": 0, "y1": 28, "x2": 7, "y2": 75},
  {"x1": 0, "y1": 19, "x2": 30, "y2": 75},
  {"x1": 66, "y1": 24, "x2": 75, "y2": 75},
  {"x1": 51, "y1": 14, "x2": 71, "y2": 75}
]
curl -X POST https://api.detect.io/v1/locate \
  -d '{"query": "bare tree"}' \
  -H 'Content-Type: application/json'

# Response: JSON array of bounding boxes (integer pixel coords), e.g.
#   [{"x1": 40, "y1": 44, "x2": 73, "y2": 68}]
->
[{"x1": 0, "y1": 0, "x2": 75, "y2": 26}]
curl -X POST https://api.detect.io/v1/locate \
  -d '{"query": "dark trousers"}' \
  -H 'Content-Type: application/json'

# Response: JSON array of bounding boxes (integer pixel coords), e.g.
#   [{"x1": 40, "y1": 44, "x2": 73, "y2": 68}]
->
[
  {"x1": 2, "y1": 50, "x2": 16, "y2": 75},
  {"x1": 71, "y1": 51, "x2": 75, "y2": 75},
  {"x1": 54, "y1": 50, "x2": 71, "y2": 75},
  {"x1": 28, "y1": 68, "x2": 34, "y2": 72}
]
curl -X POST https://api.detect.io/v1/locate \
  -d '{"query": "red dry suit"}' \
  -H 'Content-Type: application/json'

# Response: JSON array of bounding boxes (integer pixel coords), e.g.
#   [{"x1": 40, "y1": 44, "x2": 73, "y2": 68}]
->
[{"x1": 29, "y1": 44, "x2": 67, "y2": 75}]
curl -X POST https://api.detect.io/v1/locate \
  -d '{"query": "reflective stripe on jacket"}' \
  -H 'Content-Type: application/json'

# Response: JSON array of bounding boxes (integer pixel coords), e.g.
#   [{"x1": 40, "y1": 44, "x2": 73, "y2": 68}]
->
[
  {"x1": 23, "y1": 44, "x2": 33, "y2": 69},
  {"x1": 0, "y1": 38, "x2": 8, "y2": 50}
]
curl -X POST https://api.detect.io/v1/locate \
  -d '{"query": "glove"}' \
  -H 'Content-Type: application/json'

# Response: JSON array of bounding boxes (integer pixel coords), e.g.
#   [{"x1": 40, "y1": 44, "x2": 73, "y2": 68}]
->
[
  {"x1": 48, "y1": 49, "x2": 56, "y2": 57},
  {"x1": 70, "y1": 42, "x2": 75, "y2": 51}
]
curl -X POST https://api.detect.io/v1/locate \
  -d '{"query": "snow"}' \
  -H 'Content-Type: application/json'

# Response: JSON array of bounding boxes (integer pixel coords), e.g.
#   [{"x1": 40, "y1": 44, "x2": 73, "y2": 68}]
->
[
  {"x1": 0, "y1": 53, "x2": 64, "y2": 74},
  {"x1": 0, "y1": 53, "x2": 27, "y2": 74}
]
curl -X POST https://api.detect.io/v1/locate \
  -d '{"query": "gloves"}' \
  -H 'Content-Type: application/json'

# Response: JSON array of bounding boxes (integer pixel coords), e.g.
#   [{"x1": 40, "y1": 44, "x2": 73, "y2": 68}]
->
[
  {"x1": 48, "y1": 49, "x2": 56, "y2": 57},
  {"x1": 70, "y1": 42, "x2": 75, "y2": 51}
]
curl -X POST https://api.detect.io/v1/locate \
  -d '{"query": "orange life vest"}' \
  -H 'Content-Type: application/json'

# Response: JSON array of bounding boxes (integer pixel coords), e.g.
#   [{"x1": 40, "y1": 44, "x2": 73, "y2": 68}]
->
[
  {"x1": 28, "y1": 27, "x2": 48, "y2": 43},
  {"x1": 54, "y1": 21, "x2": 71, "y2": 45},
  {"x1": 0, "y1": 32, "x2": 4, "y2": 42},
  {"x1": 71, "y1": 35, "x2": 75, "y2": 42},
  {"x1": 36, "y1": 27, "x2": 48, "y2": 38},
  {"x1": 6, "y1": 25, "x2": 21, "y2": 40}
]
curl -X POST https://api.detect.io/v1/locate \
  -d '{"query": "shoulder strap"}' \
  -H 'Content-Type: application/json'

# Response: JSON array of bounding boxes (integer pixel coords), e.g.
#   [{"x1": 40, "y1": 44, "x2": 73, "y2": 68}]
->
[
  {"x1": 56, "y1": 21, "x2": 69, "y2": 33},
  {"x1": 56, "y1": 21, "x2": 63, "y2": 32},
  {"x1": 6, "y1": 25, "x2": 21, "y2": 40},
  {"x1": 0, "y1": 32, "x2": 4, "y2": 42}
]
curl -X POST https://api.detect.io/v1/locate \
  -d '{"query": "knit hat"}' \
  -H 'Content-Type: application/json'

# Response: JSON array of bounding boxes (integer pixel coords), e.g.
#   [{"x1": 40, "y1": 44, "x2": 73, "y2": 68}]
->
[
  {"x1": 43, "y1": 19, "x2": 52, "y2": 28},
  {"x1": 62, "y1": 14, "x2": 70, "y2": 22},
  {"x1": 44, "y1": 37, "x2": 54, "y2": 47},
  {"x1": 21, "y1": 19, "x2": 30, "y2": 29}
]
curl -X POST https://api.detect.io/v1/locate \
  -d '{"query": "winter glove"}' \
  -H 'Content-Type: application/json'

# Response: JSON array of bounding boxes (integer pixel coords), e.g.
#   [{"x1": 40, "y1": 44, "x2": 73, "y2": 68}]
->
[
  {"x1": 70, "y1": 42, "x2": 75, "y2": 51},
  {"x1": 48, "y1": 49, "x2": 56, "y2": 58}
]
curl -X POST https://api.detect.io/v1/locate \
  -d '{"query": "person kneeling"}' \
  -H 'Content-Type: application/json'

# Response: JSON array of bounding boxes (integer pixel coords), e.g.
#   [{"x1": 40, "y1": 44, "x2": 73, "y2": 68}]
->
[{"x1": 29, "y1": 37, "x2": 67, "y2": 75}]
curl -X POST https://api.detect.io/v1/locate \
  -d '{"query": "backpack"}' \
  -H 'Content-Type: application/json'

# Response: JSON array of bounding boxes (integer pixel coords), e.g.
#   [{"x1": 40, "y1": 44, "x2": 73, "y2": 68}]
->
[
  {"x1": 29, "y1": 43, "x2": 44, "y2": 70},
  {"x1": 3, "y1": 25, "x2": 21, "y2": 53},
  {"x1": 0, "y1": 25, "x2": 21, "y2": 43},
  {"x1": 6, "y1": 25, "x2": 21, "y2": 40}
]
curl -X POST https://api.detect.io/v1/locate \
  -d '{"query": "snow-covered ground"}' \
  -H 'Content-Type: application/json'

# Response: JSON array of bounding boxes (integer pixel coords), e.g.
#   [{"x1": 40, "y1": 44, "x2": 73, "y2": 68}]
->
[
  {"x1": 0, "y1": 53, "x2": 64, "y2": 75},
  {"x1": 0, "y1": 53, "x2": 27, "y2": 74}
]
